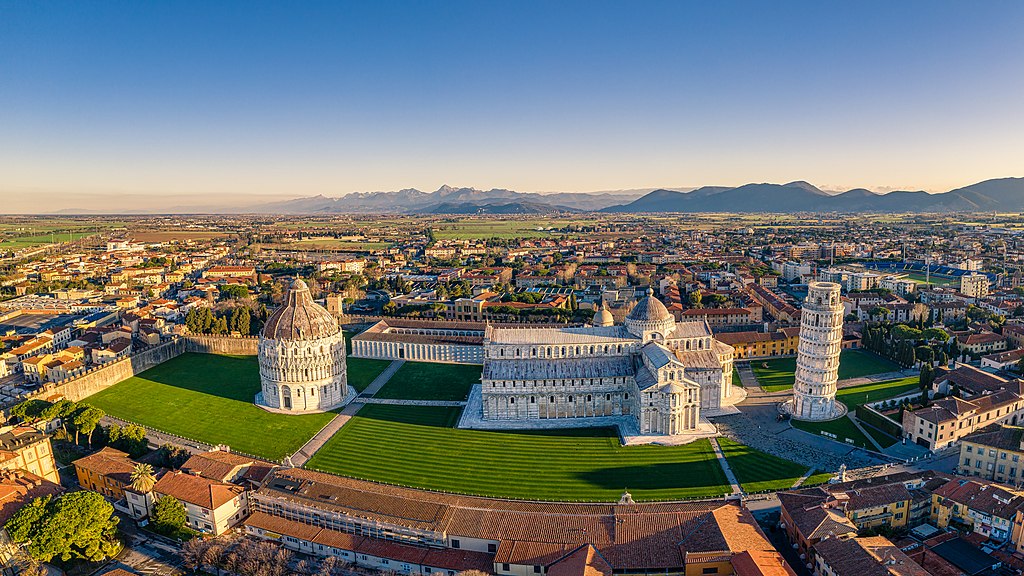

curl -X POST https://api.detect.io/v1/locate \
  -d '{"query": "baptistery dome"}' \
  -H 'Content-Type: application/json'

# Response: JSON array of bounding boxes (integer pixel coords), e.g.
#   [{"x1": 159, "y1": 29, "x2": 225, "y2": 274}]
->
[
  {"x1": 625, "y1": 289, "x2": 676, "y2": 340},
  {"x1": 262, "y1": 279, "x2": 339, "y2": 340},
  {"x1": 257, "y1": 279, "x2": 352, "y2": 413}
]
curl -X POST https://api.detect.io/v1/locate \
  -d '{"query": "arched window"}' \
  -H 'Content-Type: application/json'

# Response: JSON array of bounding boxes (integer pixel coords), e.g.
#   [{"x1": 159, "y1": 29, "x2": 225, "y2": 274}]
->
[
  {"x1": 550, "y1": 396, "x2": 556, "y2": 403},
  {"x1": 586, "y1": 395, "x2": 592, "y2": 402},
  {"x1": 509, "y1": 397, "x2": 515, "y2": 404},
  {"x1": 568, "y1": 396, "x2": 574, "y2": 403},
  {"x1": 530, "y1": 396, "x2": 536, "y2": 403}
]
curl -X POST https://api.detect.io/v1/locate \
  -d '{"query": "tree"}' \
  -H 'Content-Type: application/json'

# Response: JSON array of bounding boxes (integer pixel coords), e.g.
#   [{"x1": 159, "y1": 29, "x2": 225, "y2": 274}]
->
[
  {"x1": 8, "y1": 399, "x2": 52, "y2": 423},
  {"x1": 922, "y1": 327, "x2": 950, "y2": 342},
  {"x1": 108, "y1": 423, "x2": 148, "y2": 457},
  {"x1": 919, "y1": 363, "x2": 933, "y2": 389},
  {"x1": 152, "y1": 495, "x2": 188, "y2": 536},
  {"x1": 4, "y1": 492, "x2": 120, "y2": 562},
  {"x1": 129, "y1": 463, "x2": 156, "y2": 493},
  {"x1": 71, "y1": 405, "x2": 104, "y2": 447},
  {"x1": 688, "y1": 290, "x2": 703, "y2": 309}
]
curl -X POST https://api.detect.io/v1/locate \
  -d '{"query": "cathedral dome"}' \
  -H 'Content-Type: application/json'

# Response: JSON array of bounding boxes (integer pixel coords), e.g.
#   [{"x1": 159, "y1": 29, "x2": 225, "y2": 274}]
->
[
  {"x1": 593, "y1": 304, "x2": 614, "y2": 327},
  {"x1": 626, "y1": 290, "x2": 672, "y2": 323},
  {"x1": 625, "y1": 290, "x2": 676, "y2": 339},
  {"x1": 262, "y1": 279, "x2": 339, "y2": 341}
]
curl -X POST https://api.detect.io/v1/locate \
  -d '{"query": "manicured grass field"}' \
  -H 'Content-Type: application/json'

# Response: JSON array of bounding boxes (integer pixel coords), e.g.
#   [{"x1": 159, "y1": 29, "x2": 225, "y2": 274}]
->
[
  {"x1": 347, "y1": 358, "x2": 392, "y2": 392},
  {"x1": 753, "y1": 349, "x2": 900, "y2": 392},
  {"x1": 717, "y1": 437, "x2": 810, "y2": 493},
  {"x1": 374, "y1": 362, "x2": 481, "y2": 401},
  {"x1": 791, "y1": 377, "x2": 919, "y2": 449},
  {"x1": 86, "y1": 353, "x2": 335, "y2": 460},
  {"x1": 732, "y1": 366, "x2": 744, "y2": 388},
  {"x1": 431, "y1": 219, "x2": 580, "y2": 240},
  {"x1": 306, "y1": 404, "x2": 732, "y2": 501}
]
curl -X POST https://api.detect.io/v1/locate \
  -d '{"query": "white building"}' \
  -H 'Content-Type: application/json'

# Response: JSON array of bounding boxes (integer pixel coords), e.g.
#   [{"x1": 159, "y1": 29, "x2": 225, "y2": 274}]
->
[
  {"x1": 257, "y1": 279, "x2": 353, "y2": 413},
  {"x1": 786, "y1": 282, "x2": 845, "y2": 421},
  {"x1": 479, "y1": 291, "x2": 737, "y2": 436},
  {"x1": 961, "y1": 273, "x2": 990, "y2": 299}
]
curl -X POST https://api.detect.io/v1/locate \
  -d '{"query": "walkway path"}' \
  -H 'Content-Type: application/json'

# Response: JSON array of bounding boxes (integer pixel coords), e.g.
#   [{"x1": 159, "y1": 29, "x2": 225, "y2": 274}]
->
[
  {"x1": 289, "y1": 360, "x2": 406, "y2": 466},
  {"x1": 846, "y1": 412, "x2": 885, "y2": 451},
  {"x1": 358, "y1": 360, "x2": 405, "y2": 397},
  {"x1": 288, "y1": 402, "x2": 361, "y2": 467},
  {"x1": 790, "y1": 467, "x2": 819, "y2": 489},
  {"x1": 709, "y1": 437, "x2": 742, "y2": 495},
  {"x1": 360, "y1": 398, "x2": 466, "y2": 407}
]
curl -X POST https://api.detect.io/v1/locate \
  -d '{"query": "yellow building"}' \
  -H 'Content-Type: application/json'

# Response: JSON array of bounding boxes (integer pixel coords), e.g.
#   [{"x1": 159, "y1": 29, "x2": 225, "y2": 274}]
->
[
  {"x1": 0, "y1": 426, "x2": 60, "y2": 484},
  {"x1": 717, "y1": 328, "x2": 800, "y2": 359},
  {"x1": 73, "y1": 446, "x2": 137, "y2": 499},
  {"x1": 931, "y1": 477, "x2": 1023, "y2": 542}
]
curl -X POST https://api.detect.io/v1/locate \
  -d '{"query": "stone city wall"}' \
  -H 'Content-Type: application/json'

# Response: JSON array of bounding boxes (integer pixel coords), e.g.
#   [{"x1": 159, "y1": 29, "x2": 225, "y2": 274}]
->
[
  {"x1": 16, "y1": 335, "x2": 258, "y2": 406},
  {"x1": 28, "y1": 339, "x2": 187, "y2": 403},
  {"x1": 184, "y1": 334, "x2": 258, "y2": 355}
]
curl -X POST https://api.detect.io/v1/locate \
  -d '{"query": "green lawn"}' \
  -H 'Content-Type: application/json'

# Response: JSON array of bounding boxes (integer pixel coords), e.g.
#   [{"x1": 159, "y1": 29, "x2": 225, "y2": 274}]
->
[
  {"x1": 753, "y1": 349, "x2": 900, "y2": 392},
  {"x1": 306, "y1": 404, "x2": 731, "y2": 501},
  {"x1": 732, "y1": 366, "x2": 743, "y2": 388},
  {"x1": 86, "y1": 353, "x2": 335, "y2": 460},
  {"x1": 803, "y1": 472, "x2": 835, "y2": 487},
  {"x1": 835, "y1": 377, "x2": 919, "y2": 409},
  {"x1": 717, "y1": 437, "x2": 810, "y2": 493},
  {"x1": 791, "y1": 377, "x2": 919, "y2": 449},
  {"x1": 374, "y1": 362, "x2": 481, "y2": 401},
  {"x1": 347, "y1": 358, "x2": 392, "y2": 392},
  {"x1": 792, "y1": 416, "x2": 873, "y2": 448},
  {"x1": 0, "y1": 231, "x2": 94, "y2": 250}
]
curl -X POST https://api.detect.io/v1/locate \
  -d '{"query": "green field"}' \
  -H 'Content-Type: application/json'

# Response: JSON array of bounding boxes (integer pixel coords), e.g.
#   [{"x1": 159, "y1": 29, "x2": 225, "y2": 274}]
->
[
  {"x1": 753, "y1": 349, "x2": 900, "y2": 392},
  {"x1": 269, "y1": 239, "x2": 392, "y2": 251},
  {"x1": 86, "y1": 353, "x2": 336, "y2": 460},
  {"x1": 791, "y1": 377, "x2": 919, "y2": 449},
  {"x1": 347, "y1": 358, "x2": 392, "y2": 392},
  {"x1": 430, "y1": 219, "x2": 579, "y2": 240},
  {"x1": 306, "y1": 404, "x2": 732, "y2": 501},
  {"x1": 0, "y1": 232, "x2": 94, "y2": 250},
  {"x1": 374, "y1": 362, "x2": 481, "y2": 401},
  {"x1": 717, "y1": 437, "x2": 810, "y2": 493},
  {"x1": 732, "y1": 366, "x2": 743, "y2": 388}
]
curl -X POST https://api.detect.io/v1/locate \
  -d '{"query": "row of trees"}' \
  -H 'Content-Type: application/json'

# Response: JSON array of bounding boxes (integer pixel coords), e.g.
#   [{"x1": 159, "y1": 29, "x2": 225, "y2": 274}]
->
[
  {"x1": 4, "y1": 491, "x2": 121, "y2": 562},
  {"x1": 9, "y1": 398, "x2": 105, "y2": 447},
  {"x1": 184, "y1": 304, "x2": 267, "y2": 336},
  {"x1": 861, "y1": 323, "x2": 953, "y2": 368}
]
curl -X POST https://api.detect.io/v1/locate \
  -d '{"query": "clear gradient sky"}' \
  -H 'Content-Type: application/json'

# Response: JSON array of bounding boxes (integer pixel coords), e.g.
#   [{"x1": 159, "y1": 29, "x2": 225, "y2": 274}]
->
[{"x1": 1, "y1": 1, "x2": 1022, "y2": 200}]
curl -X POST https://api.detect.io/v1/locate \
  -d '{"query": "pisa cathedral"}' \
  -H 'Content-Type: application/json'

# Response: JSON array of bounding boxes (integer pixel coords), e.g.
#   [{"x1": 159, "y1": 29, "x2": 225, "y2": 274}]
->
[
  {"x1": 257, "y1": 279, "x2": 353, "y2": 413},
  {"x1": 480, "y1": 291, "x2": 739, "y2": 436}
]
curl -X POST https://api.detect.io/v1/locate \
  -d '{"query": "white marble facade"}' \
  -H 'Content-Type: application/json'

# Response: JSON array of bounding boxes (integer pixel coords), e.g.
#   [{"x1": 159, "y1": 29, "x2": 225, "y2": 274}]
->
[
  {"x1": 789, "y1": 281, "x2": 845, "y2": 421},
  {"x1": 480, "y1": 291, "x2": 736, "y2": 436},
  {"x1": 257, "y1": 280, "x2": 351, "y2": 413}
]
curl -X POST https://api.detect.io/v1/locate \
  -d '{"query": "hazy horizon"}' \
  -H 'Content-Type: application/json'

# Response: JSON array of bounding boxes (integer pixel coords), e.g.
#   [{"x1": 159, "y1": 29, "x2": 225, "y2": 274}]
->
[{"x1": 2, "y1": 1, "x2": 1022, "y2": 204}]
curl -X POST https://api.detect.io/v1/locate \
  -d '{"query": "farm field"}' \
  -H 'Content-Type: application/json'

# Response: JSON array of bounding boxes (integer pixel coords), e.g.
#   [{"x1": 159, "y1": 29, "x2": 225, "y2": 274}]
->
[
  {"x1": 430, "y1": 219, "x2": 581, "y2": 240},
  {"x1": 752, "y1": 349, "x2": 900, "y2": 392},
  {"x1": 373, "y1": 361, "x2": 481, "y2": 401},
  {"x1": 86, "y1": 353, "x2": 336, "y2": 460},
  {"x1": 0, "y1": 232, "x2": 95, "y2": 250}
]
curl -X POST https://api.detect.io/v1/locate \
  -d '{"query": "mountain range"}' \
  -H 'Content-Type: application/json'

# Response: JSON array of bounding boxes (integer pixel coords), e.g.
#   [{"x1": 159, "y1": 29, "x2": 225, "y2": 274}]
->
[
  {"x1": 252, "y1": 178, "x2": 1024, "y2": 215},
  {"x1": 601, "y1": 178, "x2": 1024, "y2": 213},
  {"x1": 14, "y1": 177, "x2": 1024, "y2": 215}
]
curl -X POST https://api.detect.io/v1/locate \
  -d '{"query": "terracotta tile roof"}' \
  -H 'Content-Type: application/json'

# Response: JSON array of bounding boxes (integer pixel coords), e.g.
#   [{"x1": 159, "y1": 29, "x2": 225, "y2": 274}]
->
[
  {"x1": 731, "y1": 551, "x2": 797, "y2": 576},
  {"x1": 245, "y1": 512, "x2": 493, "y2": 572},
  {"x1": 813, "y1": 536, "x2": 930, "y2": 576},
  {"x1": 256, "y1": 468, "x2": 772, "y2": 571},
  {"x1": 73, "y1": 446, "x2": 136, "y2": 485},
  {"x1": 0, "y1": 469, "x2": 63, "y2": 524},
  {"x1": 181, "y1": 449, "x2": 263, "y2": 482},
  {"x1": 153, "y1": 471, "x2": 244, "y2": 509},
  {"x1": 545, "y1": 545, "x2": 613, "y2": 576}
]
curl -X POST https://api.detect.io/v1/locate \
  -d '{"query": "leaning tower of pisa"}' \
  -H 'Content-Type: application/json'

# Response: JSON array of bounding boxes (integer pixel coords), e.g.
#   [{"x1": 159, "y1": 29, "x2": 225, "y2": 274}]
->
[{"x1": 786, "y1": 281, "x2": 845, "y2": 421}]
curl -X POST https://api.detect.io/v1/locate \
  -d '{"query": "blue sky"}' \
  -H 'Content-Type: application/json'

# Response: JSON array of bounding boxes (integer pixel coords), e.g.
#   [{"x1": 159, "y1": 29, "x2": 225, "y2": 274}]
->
[{"x1": 1, "y1": 1, "x2": 1022, "y2": 199}]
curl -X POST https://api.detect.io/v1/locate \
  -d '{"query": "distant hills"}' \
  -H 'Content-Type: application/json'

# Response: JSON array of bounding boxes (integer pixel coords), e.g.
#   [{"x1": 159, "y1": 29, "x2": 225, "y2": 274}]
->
[
  {"x1": 251, "y1": 185, "x2": 644, "y2": 214},
  {"x1": 601, "y1": 177, "x2": 1024, "y2": 213},
  {"x1": 15, "y1": 177, "x2": 1024, "y2": 215}
]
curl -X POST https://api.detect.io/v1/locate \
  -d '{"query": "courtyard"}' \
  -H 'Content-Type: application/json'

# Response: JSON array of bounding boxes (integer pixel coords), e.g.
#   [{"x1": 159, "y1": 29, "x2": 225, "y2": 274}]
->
[
  {"x1": 86, "y1": 353, "x2": 391, "y2": 460},
  {"x1": 752, "y1": 349, "x2": 900, "y2": 392}
]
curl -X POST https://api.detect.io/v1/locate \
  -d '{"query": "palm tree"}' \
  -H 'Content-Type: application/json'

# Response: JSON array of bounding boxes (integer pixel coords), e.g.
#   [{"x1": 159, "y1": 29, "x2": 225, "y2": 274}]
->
[{"x1": 129, "y1": 463, "x2": 156, "y2": 493}]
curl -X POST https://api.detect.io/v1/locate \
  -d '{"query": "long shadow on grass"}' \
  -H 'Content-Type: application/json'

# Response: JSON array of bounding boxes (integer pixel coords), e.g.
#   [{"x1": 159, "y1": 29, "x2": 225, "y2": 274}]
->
[{"x1": 576, "y1": 463, "x2": 729, "y2": 492}]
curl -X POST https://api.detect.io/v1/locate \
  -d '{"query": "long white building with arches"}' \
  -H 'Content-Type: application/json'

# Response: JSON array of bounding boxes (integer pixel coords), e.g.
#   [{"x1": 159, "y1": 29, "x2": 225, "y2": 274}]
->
[{"x1": 479, "y1": 292, "x2": 739, "y2": 436}]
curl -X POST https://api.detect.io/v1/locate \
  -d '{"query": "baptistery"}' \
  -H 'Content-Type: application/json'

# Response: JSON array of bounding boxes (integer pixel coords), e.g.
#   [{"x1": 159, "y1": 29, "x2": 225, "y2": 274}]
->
[{"x1": 257, "y1": 279, "x2": 351, "y2": 413}]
